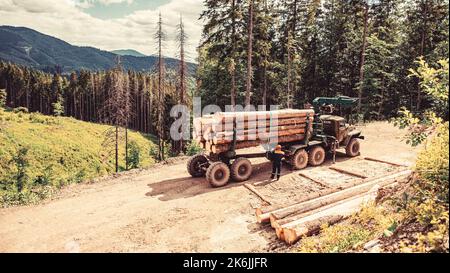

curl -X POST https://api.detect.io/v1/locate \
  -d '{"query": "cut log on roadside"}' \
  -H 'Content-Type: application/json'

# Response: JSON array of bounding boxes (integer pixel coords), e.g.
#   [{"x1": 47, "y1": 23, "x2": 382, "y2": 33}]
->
[
  {"x1": 256, "y1": 169, "x2": 411, "y2": 224},
  {"x1": 268, "y1": 170, "x2": 411, "y2": 223},
  {"x1": 244, "y1": 184, "x2": 272, "y2": 205},
  {"x1": 363, "y1": 157, "x2": 407, "y2": 167},
  {"x1": 281, "y1": 185, "x2": 385, "y2": 245},
  {"x1": 283, "y1": 215, "x2": 344, "y2": 245},
  {"x1": 329, "y1": 166, "x2": 368, "y2": 179},
  {"x1": 271, "y1": 190, "x2": 379, "y2": 240}
]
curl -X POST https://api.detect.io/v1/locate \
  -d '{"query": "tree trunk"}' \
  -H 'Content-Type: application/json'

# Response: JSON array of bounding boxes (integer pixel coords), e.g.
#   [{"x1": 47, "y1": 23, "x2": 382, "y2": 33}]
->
[
  {"x1": 358, "y1": 3, "x2": 369, "y2": 113},
  {"x1": 245, "y1": 0, "x2": 254, "y2": 108},
  {"x1": 115, "y1": 126, "x2": 119, "y2": 173}
]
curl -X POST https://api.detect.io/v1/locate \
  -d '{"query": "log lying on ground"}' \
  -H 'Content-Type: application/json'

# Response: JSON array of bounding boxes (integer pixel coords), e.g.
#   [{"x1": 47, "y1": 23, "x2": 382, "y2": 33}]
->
[
  {"x1": 363, "y1": 157, "x2": 407, "y2": 167},
  {"x1": 329, "y1": 166, "x2": 368, "y2": 179},
  {"x1": 272, "y1": 190, "x2": 379, "y2": 240},
  {"x1": 283, "y1": 215, "x2": 344, "y2": 245},
  {"x1": 281, "y1": 188, "x2": 384, "y2": 245},
  {"x1": 270, "y1": 170, "x2": 411, "y2": 222},
  {"x1": 256, "y1": 170, "x2": 411, "y2": 224},
  {"x1": 244, "y1": 183, "x2": 273, "y2": 205}
]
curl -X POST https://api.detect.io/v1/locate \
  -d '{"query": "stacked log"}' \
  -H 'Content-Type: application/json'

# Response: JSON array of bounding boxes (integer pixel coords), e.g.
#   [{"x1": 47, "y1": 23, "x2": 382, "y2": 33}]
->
[
  {"x1": 254, "y1": 169, "x2": 412, "y2": 245},
  {"x1": 194, "y1": 109, "x2": 314, "y2": 154}
]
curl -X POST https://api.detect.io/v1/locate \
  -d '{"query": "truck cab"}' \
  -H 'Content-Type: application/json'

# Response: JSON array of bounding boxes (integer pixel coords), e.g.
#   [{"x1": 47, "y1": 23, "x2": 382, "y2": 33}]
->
[{"x1": 320, "y1": 115, "x2": 362, "y2": 146}]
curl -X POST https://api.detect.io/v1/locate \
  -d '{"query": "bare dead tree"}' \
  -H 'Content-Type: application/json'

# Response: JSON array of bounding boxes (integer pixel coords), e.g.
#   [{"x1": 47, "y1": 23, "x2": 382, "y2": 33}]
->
[
  {"x1": 155, "y1": 13, "x2": 167, "y2": 161},
  {"x1": 176, "y1": 15, "x2": 188, "y2": 154},
  {"x1": 99, "y1": 56, "x2": 129, "y2": 173}
]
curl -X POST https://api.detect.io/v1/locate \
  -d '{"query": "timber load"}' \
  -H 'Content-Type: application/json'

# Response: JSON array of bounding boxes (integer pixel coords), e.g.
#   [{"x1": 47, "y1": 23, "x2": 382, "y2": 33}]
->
[{"x1": 193, "y1": 109, "x2": 315, "y2": 154}]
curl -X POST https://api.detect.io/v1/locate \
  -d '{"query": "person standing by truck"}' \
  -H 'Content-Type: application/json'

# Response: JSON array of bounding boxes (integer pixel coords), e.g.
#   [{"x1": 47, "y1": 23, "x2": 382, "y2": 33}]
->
[{"x1": 269, "y1": 145, "x2": 285, "y2": 181}]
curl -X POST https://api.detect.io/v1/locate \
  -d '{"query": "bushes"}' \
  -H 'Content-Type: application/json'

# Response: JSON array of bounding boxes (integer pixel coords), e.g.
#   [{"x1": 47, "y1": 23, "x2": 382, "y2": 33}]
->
[
  {"x1": 127, "y1": 141, "x2": 141, "y2": 169},
  {"x1": 415, "y1": 123, "x2": 449, "y2": 202},
  {"x1": 0, "y1": 110, "x2": 158, "y2": 207},
  {"x1": 298, "y1": 204, "x2": 401, "y2": 253},
  {"x1": 186, "y1": 141, "x2": 203, "y2": 156},
  {"x1": 401, "y1": 122, "x2": 449, "y2": 252}
]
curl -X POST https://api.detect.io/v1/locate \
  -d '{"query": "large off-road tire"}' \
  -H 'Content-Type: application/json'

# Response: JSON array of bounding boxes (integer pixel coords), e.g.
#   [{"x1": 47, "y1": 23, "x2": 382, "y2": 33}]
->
[
  {"x1": 187, "y1": 154, "x2": 208, "y2": 177},
  {"x1": 230, "y1": 158, "x2": 253, "y2": 182},
  {"x1": 290, "y1": 149, "x2": 309, "y2": 170},
  {"x1": 346, "y1": 138, "x2": 361, "y2": 157},
  {"x1": 308, "y1": 146, "x2": 326, "y2": 166},
  {"x1": 206, "y1": 162, "x2": 231, "y2": 188}
]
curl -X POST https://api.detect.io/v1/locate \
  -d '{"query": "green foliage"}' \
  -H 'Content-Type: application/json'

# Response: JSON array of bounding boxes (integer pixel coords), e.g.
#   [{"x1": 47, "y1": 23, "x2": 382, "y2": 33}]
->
[
  {"x1": 127, "y1": 141, "x2": 141, "y2": 169},
  {"x1": 186, "y1": 141, "x2": 204, "y2": 156},
  {"x1": 393, "y1": 58, "x2": 449, "y2": 146},
  {"x1": 0, "y1": 111, "x2": 158, "y2": 206},
  {"x1": 298, "y1": 204, "x2": 401, "y2": 253},
  {"x1": 415, "y1": 123, "x2": 449, "y2": 203},
  {"x1": 0, "y1": 89, "x2": 6, "y2": 107},
  {"x1": 52, "y1": 95, "x2": 65, "y2": 117},
  {"x1": 409, "y1": 58, "x2": 449, "y2": 116},
  {"x1": 13, "y1": 107, "x2": 29, "y2": 114},
  {"x1": 11, "y1": 147, "x2": 29, "y2": 192}
]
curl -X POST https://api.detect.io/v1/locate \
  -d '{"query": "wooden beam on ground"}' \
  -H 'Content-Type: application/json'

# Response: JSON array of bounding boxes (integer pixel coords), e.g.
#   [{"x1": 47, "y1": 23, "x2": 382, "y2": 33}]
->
[
  {"x1": 269, "y1": 170, "x2": 411, "y2": 223},
  {"x1": 363, "y1": 157, "x2": 407, "y2": 167},
  {"x1": 283, "y1": 215, "x2": 344, "y2": 245},
  {"x1": 329, "y1": 166, "x2": 368, "y2": 179},
  {"x1": 244, "y1": 183, "x2": 272, "y2": 205},
  {"x1": 298, "y1": 173, "x2": 331, "y2": 188},
  {"x1": 271, "y1": 190, "x2": 376, "y2": 241}
]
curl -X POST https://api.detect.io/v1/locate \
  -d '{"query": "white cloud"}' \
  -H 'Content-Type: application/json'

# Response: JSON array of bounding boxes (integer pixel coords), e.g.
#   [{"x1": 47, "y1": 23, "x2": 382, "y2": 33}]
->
[{"x1": 0, "y1": 0, "x2": 204, "y2": 62}]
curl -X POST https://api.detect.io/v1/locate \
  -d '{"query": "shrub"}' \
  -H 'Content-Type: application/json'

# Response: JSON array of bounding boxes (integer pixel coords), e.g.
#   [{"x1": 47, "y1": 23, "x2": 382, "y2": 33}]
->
[
  {"x1": 186, "y1": 141, "x2": 203, "y2": 156},
  {"x1": 0, "y1": 89, "x2": 6, "y2": 107},
  {"x1": 13, "y1": 107, "x2": 29, "y2": 114},
  {"x1": 414, "y1": 123, "x2": 449, "y2": 203},
  {"x1": 127, "y1": 141, "x2": 141, "y2": 169}
]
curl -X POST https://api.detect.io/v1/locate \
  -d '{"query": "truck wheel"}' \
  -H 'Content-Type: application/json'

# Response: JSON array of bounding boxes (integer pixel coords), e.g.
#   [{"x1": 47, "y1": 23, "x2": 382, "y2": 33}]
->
[
  {"x1": 187, "y1": 154, "x2": 208, "y2": 177},
  {"x1": 231, "y1": 158, "x2": 253, "y2": 182},
  {"x1": 206, "y1": 162, "x2": 231, "y2": 188},
  {"x1": 291, "y1": 149, "x2": 309, "y2": 170},
  {"x1": 308, "y1": 146, "x2": 326, "y2": 166},
  {"x1": 346, "y1": 138, "x2": 360, "y2": 157}
]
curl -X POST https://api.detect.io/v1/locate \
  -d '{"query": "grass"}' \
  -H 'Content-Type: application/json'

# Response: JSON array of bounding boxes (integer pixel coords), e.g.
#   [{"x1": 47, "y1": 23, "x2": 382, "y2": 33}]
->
[
  {"x1": 298, "y1": 203, "x2": 402, "y2": 253},
  {"x1": 297, "y1": 122, "x2": 449, "y2": 253},
  {"x1": 0, "y1": 109, "x2": 158, "y2": 206}
]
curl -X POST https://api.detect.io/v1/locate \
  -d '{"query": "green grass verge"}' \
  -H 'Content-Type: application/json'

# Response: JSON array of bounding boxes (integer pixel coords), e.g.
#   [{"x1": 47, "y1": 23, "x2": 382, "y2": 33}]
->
[{"x1": 0, "y1": 109, "x2": 158, "y2": 206}]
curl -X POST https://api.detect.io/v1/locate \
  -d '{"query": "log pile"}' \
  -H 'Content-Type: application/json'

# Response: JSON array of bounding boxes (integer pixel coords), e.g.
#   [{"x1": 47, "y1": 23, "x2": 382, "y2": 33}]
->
[
  {"x1": 254, "y1": 170, "x2": 412, "y2": 245},
  {"x1": 193, "y1": 109, "x2": 315, "y2": 154}
]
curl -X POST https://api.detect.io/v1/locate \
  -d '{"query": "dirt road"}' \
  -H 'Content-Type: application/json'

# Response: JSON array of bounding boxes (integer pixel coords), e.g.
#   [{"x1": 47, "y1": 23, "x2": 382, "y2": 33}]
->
[{"x1": 0, "y1": 122, "x2": 419, "y2": 253}]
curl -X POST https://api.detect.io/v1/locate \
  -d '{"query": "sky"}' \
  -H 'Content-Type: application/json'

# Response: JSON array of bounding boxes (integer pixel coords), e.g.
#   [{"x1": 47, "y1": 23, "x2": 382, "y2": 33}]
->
[{"x1": 0, "y1": 0, "x2": 205, "y2": 61}]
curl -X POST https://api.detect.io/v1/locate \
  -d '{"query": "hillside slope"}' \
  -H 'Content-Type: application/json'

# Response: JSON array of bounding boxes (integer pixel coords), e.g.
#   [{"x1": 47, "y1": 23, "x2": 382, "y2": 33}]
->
[
  {"x1": 0, "y1": 26, "x2": 196, "y2": 73},
  {"x1": 0, "y1": 109, "x2": 158, "y2": 206}
]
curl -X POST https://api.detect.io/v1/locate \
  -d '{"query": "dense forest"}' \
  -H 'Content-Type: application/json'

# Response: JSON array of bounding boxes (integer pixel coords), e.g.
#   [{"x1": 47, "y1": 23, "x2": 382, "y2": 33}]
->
[
  {"x1": 198, "y1": 0, "x2": 449, "y2": 120},
  {"x1": 1, "y1": 0, "x2": 449, "y2": 139}
]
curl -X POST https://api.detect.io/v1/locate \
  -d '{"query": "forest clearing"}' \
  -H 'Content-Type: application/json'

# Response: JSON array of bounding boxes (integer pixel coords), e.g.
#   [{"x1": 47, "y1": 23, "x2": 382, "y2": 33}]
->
[{"x1": 0, "y1": 122, "x2": 420, "y2": 253}]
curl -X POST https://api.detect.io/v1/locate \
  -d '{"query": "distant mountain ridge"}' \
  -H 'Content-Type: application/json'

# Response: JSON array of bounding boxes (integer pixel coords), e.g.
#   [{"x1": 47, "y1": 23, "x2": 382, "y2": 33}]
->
[
  {"x1": 0, "y1": 26, "x2": 195, "y2": 74},
  {"x1": 111, "y1": 49, "x2": 147, "y2": 57}
]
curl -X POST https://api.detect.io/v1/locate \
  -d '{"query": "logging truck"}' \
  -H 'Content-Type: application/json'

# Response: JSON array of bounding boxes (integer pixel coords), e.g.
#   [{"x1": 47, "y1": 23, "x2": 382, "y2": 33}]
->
[{"x1": 188, "y1": 96, "x2": 364, "y2": 187}]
